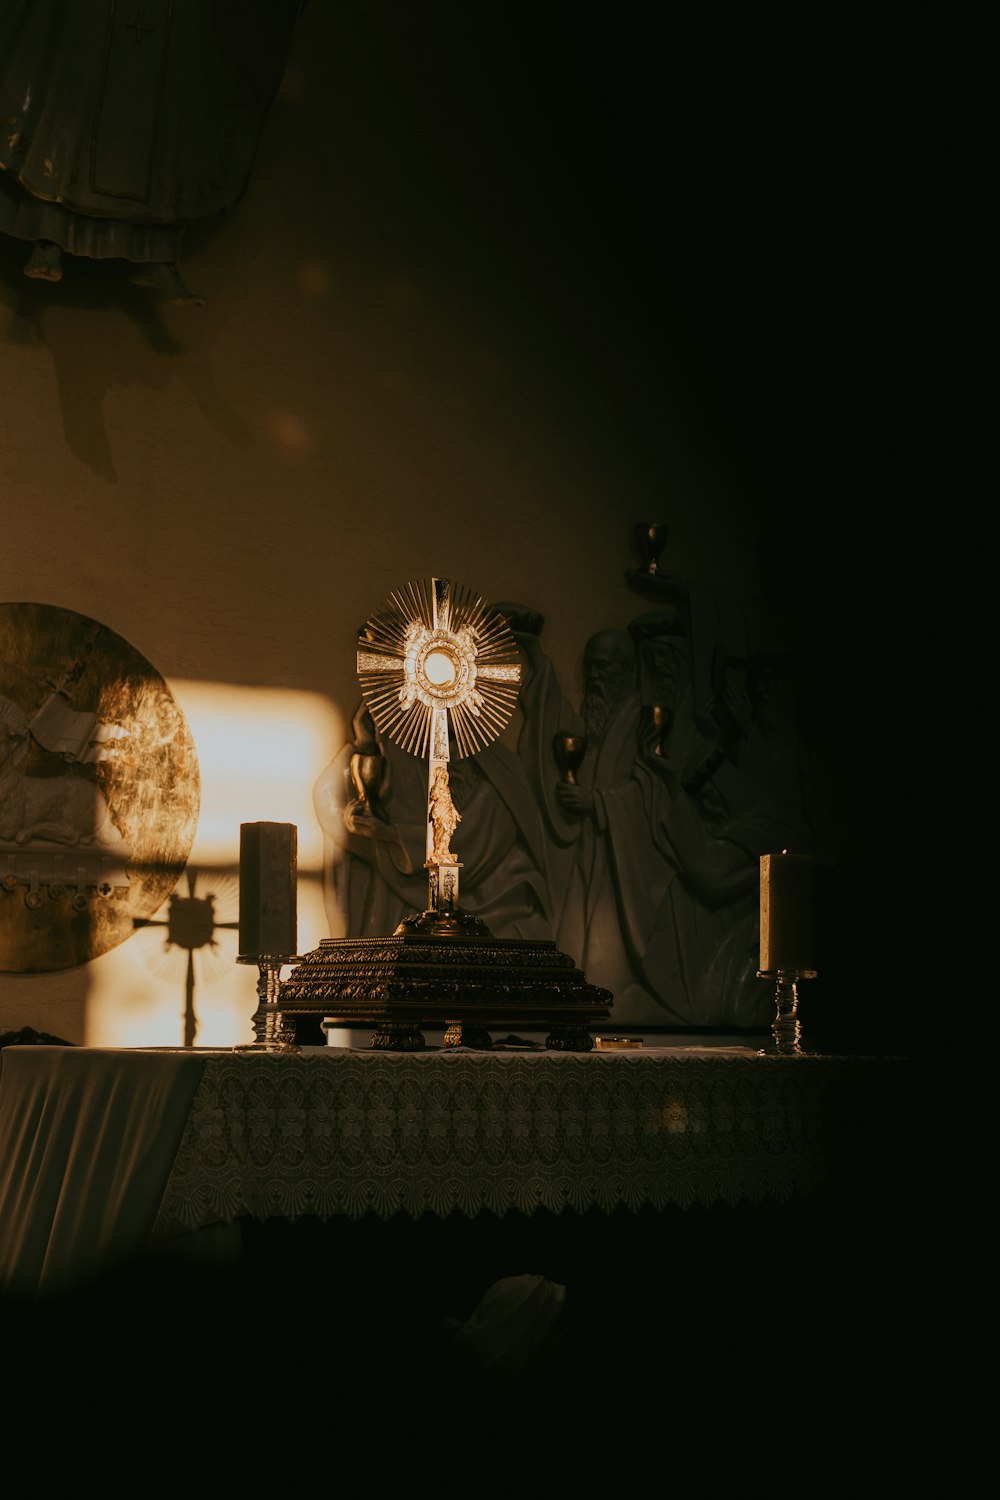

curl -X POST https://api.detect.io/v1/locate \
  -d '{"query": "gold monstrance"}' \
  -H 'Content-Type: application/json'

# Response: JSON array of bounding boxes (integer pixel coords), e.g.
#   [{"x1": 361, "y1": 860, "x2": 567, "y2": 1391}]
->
[
  {"x1": 276, "y1": 578, "x2": 612, "y2": 1050},
  {"x1": 357, "y1": 576, "x2": 520, "y2": 932}
]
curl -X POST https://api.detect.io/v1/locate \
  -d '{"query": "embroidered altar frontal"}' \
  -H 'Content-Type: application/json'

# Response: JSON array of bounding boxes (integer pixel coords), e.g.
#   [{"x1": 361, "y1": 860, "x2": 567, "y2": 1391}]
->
[{"x1": 153, "y1": 1047, "x2": 905, "y2": 1236}]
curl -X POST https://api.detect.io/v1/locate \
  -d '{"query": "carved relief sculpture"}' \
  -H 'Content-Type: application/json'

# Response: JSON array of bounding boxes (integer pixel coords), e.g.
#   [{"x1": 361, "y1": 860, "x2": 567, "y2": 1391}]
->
[
  {"x1": 310, "y1": 538, "x2": 828, "y2": 1036},
  {"x1": 0, "y1": 603, "x2": 199, "y2": 972},
  {"x1": 0, "y1": 2, "x2": 304, "y2": 300}
]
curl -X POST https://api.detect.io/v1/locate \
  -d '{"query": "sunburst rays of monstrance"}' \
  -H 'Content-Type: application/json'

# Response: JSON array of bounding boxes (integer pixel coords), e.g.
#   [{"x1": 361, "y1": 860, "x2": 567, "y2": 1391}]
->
[{"x1": 254, "y1": 579, "x2": 611, "y2": 1051}]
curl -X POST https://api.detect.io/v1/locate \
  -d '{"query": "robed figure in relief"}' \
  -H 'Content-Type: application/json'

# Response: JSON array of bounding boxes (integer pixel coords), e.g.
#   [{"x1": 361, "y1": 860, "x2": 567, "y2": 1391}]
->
[{"x1": 0, "y1": 1, "x2": 304, "y2": 296}]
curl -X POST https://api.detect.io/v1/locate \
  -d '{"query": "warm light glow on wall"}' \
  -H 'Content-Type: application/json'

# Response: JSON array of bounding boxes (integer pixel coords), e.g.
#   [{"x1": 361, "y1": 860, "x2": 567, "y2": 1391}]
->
[
  {"x1": 171, "y1": 680, "x2": 343, "y2": 871},
  {"x1": 86, "y1": 875, "x2": 332, "y2": 1050},
  {"x1": 81, "y1": 681, "x2": 347, "y2": 1048}
]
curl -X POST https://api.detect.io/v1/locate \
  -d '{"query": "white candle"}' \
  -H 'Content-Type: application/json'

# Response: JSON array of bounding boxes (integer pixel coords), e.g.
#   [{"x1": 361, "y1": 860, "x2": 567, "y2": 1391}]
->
[
  {"x1": 759, "y1": 850, "x2": 813, "y2": 972},
  {"x1": 239, "y1": 822, "x2": 298, "y2": 957}
]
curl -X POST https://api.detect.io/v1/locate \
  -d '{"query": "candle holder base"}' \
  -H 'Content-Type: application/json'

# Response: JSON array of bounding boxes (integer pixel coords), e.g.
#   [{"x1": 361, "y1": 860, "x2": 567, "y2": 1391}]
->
[
  {"x1": 235, "y1": 954, "x2": 304, "y2": 1051},
  {"x1": 757, "y1": 968, "x2": 817, "y2": 1055}
]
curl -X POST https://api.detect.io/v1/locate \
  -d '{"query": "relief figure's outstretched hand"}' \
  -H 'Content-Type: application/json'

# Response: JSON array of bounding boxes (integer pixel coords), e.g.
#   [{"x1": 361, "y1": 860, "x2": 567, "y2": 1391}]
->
[
  {"x1": 344, "y1": 800, "x2": 397, "y2": 842},
  {"x1": 554, "y1": 782, "x2": 595, "y2": 819}
]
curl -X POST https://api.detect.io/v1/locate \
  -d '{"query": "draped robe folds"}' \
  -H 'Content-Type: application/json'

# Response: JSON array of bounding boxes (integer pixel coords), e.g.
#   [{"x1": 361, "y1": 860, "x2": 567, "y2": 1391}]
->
[
  {"x1": 516, "y1": 655, "x2": 669, "y2": 1019},
  {"x1": 0, "y1": 0, "x2": 303, "y2": 261}
]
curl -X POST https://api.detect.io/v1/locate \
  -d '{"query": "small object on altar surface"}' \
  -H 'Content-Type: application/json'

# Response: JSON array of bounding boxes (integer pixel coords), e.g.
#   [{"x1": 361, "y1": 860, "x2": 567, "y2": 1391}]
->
[
  {"x1": 758, "y1": 850, "x2": 817, "y2": 1056},
  {"x1": 595, "y1": 1035, "x2": 644, "y2": 1049}
]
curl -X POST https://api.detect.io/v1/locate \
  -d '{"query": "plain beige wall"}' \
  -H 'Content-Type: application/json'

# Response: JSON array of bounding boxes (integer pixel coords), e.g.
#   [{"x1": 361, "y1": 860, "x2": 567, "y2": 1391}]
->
[{"x1": 2, "y1": 9, "x2": 882, "y2": 1048}]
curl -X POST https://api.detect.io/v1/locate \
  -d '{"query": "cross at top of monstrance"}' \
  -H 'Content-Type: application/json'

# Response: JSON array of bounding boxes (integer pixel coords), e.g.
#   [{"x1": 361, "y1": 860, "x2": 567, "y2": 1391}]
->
[{"x1": 356, "y1": 577, "x2": 521, "y2": 934}]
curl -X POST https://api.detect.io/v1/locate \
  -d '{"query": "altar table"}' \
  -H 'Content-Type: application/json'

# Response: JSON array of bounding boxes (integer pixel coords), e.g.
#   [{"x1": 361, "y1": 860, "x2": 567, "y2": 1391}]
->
[{"x1": 0, "y1": 1043, "x2": 910, "y2": 1302}]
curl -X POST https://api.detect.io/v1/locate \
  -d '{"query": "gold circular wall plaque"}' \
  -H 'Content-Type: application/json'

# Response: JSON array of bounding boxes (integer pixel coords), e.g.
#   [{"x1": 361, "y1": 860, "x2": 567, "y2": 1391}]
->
[{"x1": 0, "y1": 602, "x2": 199, "y2": 973}]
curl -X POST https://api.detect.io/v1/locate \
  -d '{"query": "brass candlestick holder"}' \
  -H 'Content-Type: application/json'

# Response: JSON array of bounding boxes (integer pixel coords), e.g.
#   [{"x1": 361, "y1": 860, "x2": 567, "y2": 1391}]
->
[
  {"x1": 757, "y1": 967, "x2": 817, "y2": 1055},
  {"x1": 236, "y1": 953, "x2": 307, "y2": 1050}
]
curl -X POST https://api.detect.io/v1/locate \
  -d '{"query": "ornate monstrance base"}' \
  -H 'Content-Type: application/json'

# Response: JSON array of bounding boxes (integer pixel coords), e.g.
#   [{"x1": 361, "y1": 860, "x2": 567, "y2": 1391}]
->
[{"x1": 270, "y1": 916, "x2": 613, "y2": 1052}]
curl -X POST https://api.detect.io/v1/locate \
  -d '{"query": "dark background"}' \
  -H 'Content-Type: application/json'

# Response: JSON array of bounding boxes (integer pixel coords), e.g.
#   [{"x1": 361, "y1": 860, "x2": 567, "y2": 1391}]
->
[
  {"x1": 0, "y1": 13, "x2": 912, "y2": 1432},
  {"x1": 0, "y1": 4, "x2": 904, "y2": 1049},
  {"x1": 303, "y1": 6, "x2": 900, "y2": 1048}
]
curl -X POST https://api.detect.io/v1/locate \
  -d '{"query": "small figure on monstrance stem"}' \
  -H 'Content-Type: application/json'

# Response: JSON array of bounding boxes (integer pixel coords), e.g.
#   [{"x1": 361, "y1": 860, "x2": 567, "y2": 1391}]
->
[{"x1": 428, "y1": 764, "x2": 460, "y2": 857}]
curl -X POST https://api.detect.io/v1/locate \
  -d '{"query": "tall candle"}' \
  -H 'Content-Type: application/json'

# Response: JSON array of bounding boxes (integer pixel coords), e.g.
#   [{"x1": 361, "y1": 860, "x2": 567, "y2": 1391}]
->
[
  {"x1": 239, "y1": 822, "x2": 298, "y2": 957},
  {"x1": 759, "y1": 850, "x2": 813, "y2": 972}
]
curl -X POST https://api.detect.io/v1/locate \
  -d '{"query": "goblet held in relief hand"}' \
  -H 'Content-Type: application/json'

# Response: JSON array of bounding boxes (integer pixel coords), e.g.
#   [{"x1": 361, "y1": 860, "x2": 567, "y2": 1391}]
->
[
  {"x1": 646, "y1": 704, "x2": 671, "y2": 755},
  {"x1": 553, "y1": 732, "x2": 587, "y2": 784},
  {"x1": 636, "y1": 522, "x2": 668, "y2": 575},
  {"x1": 349, "y1": 750, "x2": 386, "y2": 813}
]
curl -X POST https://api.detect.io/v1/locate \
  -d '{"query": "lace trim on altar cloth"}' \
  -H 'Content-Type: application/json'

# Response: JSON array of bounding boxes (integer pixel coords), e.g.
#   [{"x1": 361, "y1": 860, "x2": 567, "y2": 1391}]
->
[{"x1": 153, "y1": 1050, "x2": 900, "y2": 1236}]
